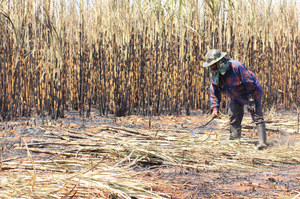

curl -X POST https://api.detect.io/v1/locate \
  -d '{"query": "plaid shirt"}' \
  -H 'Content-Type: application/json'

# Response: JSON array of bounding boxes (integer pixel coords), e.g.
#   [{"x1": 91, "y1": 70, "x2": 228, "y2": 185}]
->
[{"x1": 210, "y1": 60, "x2": 263, "y2": 112}]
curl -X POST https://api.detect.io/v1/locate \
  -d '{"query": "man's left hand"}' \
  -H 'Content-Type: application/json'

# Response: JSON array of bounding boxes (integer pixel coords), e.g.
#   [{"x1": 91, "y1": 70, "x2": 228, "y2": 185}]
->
[{"x1": 247, "y1": 97, "x2": 256, "y2": 113}]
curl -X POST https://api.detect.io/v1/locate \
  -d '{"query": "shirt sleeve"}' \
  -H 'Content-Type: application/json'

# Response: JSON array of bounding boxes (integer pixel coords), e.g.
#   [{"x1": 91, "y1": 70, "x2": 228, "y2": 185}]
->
[{"x1": 210, "y1": 83, "x2": 221, "y2": 111}]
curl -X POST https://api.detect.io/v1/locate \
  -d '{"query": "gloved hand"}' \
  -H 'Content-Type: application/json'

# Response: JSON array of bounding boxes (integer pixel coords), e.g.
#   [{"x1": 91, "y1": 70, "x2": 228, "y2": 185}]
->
[{"x1": 247, "y1": 97, "x2": 256, "y2": 113}]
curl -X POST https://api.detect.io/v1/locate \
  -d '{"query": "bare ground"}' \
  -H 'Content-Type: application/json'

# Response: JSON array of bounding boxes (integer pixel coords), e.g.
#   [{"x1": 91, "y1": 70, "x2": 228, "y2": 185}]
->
[{"x1": 0, "y1": 109, "x2": 299, "y2": 198}]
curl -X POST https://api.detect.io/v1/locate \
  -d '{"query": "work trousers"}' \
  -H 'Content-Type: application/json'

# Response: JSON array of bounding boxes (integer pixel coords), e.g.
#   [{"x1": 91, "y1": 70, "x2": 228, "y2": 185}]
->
[{"x1": 228, "y1": 100, "x2": 265, "y2": 127}]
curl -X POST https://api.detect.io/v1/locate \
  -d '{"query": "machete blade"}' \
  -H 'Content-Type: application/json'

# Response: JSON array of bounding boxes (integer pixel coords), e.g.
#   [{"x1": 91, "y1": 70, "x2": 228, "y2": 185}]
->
[{"x1": 189, "y1": 115, "x2": 217, "y2": 137}]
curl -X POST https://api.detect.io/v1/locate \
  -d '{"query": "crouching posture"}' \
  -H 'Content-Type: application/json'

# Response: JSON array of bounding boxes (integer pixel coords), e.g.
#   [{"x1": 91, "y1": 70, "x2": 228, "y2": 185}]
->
[{"x1": 203, "y1": 49, "x2": 267, "y2": 150}]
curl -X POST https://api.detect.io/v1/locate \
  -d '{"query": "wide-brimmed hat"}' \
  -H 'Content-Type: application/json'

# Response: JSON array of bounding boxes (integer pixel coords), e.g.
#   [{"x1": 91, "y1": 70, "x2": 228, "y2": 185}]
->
[{"x1": 203, "y1": 49, "x2": 227, "y2": 68}]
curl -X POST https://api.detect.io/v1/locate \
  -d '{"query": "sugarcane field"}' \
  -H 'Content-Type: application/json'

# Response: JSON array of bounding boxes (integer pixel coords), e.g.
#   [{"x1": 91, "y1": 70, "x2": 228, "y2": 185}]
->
[{"x1": 0, "y1": 0, "x2": 300, "y2": 198}]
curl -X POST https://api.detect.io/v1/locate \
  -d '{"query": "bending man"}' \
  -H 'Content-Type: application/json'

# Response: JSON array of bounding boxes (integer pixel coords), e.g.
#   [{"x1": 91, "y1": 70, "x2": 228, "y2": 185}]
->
[{"x1": 203, "y1": 49, "x2": 267, "y2": 150}]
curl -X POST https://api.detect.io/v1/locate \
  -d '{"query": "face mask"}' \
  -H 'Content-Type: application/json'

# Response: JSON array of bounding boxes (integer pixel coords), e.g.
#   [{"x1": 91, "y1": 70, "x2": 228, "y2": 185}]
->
[
  {"x1": 210, "y1": 58, "x2": 232, "y2": 85},
  {"x1": 218, "y1": 61, "x2": 228, "y2": 75},
  {"x1": 217, "y1": 58, "x2": 231, "y2": 75},
  {"x1": 211, "y1": 70, "x2": 220, "y2": 85}
]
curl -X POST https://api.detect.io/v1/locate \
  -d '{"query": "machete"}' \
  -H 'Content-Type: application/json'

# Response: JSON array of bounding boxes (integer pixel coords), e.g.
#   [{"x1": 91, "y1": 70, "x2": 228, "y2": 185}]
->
[{"x1": 189, "y1": 115, "x2": 217, "y2": 136}]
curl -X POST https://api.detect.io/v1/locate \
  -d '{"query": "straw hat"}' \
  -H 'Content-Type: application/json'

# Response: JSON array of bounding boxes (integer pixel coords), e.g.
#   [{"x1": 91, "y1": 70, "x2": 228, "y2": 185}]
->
[{"x1": 203, "y1": 49, "x2": 227, "y2": 68}]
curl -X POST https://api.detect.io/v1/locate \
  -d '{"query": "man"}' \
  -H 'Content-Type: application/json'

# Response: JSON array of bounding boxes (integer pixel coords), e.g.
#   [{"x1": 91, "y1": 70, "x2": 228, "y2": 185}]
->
[{"x1": 203, "y1": 49, "x2": 267, "y2": 150}]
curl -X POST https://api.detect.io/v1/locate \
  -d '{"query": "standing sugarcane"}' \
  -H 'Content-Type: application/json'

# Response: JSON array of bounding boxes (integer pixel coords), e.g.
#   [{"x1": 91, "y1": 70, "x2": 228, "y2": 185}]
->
[{"x1": 202, "y1": 49, "x2": 267, "y2": 150}]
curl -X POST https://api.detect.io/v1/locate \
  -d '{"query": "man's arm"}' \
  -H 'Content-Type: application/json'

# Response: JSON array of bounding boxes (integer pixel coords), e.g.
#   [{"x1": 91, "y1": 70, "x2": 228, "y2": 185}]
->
[
  {"x1": 233, "y1": 62, "x2": 263, "y2": 106},
  {"x1": 210, "y1": 83, "x2": 221, "y2": 114},
  {"x1": 235, "y1": 63, "x2": 258, "y2": 95}
]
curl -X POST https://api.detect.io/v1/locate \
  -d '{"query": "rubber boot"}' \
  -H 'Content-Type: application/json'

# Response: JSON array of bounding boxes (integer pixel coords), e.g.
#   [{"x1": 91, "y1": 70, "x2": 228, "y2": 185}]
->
[
  {"x1": 229, "y1": 125, "x2": 241, "y2": 140},
  {"x1": 257, "y1": 123, "x2": 267, "y2": 150}
]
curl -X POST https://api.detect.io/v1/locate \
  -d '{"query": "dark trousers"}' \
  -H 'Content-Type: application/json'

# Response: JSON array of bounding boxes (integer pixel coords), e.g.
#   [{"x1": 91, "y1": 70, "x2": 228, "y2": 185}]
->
[{"x1": 228, "y1": 100, "x2": 264, "y2": 127}]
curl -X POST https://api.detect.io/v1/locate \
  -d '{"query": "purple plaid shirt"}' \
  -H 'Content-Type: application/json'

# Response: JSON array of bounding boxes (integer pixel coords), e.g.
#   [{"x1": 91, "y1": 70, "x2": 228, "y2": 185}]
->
[{"x1": 210, "y1": 60, "x2": 263, "y2": 112}]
